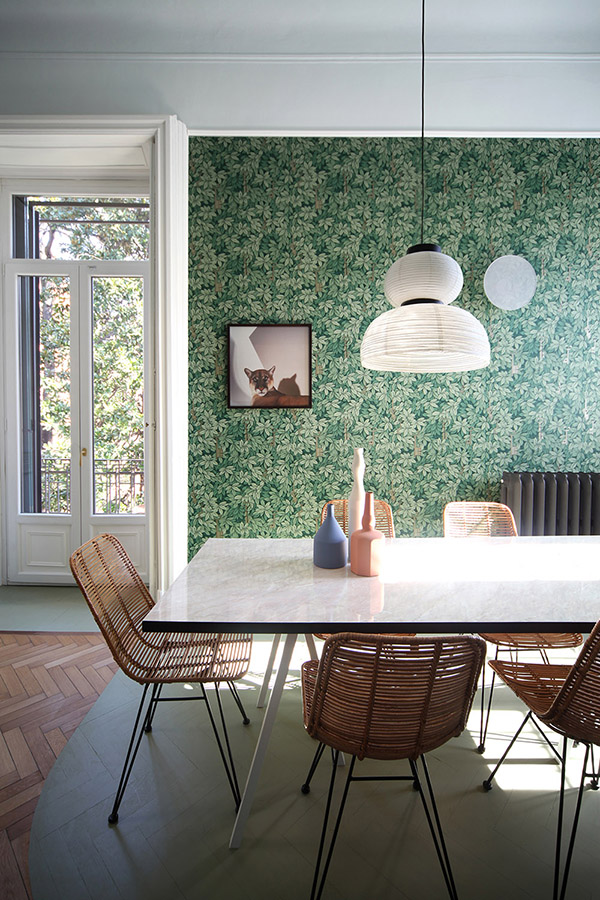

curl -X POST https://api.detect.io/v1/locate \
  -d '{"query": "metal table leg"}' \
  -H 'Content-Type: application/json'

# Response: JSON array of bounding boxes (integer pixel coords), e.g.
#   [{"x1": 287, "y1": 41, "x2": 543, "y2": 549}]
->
[{"x1": 229, "y1": 632, "x2": 298, "y2": 849}]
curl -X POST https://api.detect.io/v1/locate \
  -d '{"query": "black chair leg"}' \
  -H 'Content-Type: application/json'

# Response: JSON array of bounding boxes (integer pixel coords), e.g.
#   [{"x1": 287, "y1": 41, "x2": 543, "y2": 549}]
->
[
  {"x1": 301, "y1": 742, "x2": 327, "y2": 794},
  {"x1": 143, "y1": 682, "x2": 162, "y2": 732},
  {"x1": 586, "y1": 743, "x2": 599, "y2": 790},
  {"x1": 483, "y1": 710, "x2": 533, "y2": 791},
  {"x1": 227, "y1": 680, "x2": 250, "y2": 725},
  {"x1": 555, "y1": 738, "x2": 590, "y2": 900},
  {"x1": 202, "y1": 684, "x2": 241, "y2": 809},
  {"x1": 478, "y1": 659, "x2": 498, "y2": 754},
  {"x1": 108, "y1": 683, "x2": 151, "y2": 824},
  {"x1": 311, "y1": 753, "x2": 356, "y2": 900},
  {"x1": 410, "y1": 757, "x2": 459, "y2": 900}
]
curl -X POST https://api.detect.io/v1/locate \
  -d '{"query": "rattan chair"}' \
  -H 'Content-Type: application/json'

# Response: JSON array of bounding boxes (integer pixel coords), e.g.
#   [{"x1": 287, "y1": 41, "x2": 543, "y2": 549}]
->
[
  {"x1": 482, "y1": 621, "x2": 600, "y2": 900},
  {"x1": 301, "y1": 633, "x2": 485, "y2": 900},
  {"x1": 69, "y1": 533, "x2": 252, "y2": 823},
  {"x1": 256, "y1": 497, "x2": 397, "y2": 709},
  {"x1": 443, "y1": 501, "x2": 583, "y2": 752},
  {"x1": 321, "y1": 496, "x2": 395, "y2": 538}
]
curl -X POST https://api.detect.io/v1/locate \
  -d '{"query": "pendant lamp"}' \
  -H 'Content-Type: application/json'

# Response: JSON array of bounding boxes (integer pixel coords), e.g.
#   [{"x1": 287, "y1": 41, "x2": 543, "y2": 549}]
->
[{"x1": 360, "y1": 0, "x2": 490, "y2": 373}]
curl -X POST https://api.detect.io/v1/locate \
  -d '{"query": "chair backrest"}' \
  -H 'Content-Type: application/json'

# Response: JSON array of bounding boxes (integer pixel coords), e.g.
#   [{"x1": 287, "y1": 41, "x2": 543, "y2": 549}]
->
[
  {"x1": 321, "y1": 498, "x2": 395, "y2": 538},
  {"x1": 69, "y1": 533, "x2": 154, "y2": 680},
  {"x1": 443, "y1": 501, "x2": 517, "y2": 537},
  {"x1": 543, "y1": 620, "x2": 600, "y2": 745},
  {"x1": 305, "y1": 633, "x2": 485, "y2": 760}
]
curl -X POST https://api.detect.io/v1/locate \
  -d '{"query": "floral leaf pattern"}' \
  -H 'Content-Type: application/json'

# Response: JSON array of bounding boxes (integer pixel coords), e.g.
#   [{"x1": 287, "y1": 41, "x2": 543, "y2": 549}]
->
[{"x1": 188, "y1": 137, "x2": 600, "y2": 555}]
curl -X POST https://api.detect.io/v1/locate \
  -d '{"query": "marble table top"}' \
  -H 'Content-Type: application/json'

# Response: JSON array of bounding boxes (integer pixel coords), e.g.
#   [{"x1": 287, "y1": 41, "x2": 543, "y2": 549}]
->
[{"x1": 143, "y1": 536, "x2": 600, "y2": 634}]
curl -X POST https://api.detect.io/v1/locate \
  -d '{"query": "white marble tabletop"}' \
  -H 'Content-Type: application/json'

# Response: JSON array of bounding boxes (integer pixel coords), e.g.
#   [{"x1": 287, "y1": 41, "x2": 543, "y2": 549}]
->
[{"x1": 143, "y1": 536, "x2": 600, "y2": 633}]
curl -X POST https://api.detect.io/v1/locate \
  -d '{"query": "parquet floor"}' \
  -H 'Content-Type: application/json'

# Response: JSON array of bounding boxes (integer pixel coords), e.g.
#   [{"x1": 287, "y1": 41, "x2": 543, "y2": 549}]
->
[{"x1": 0, "y1": 632, "x2": 117, "y2": 899}]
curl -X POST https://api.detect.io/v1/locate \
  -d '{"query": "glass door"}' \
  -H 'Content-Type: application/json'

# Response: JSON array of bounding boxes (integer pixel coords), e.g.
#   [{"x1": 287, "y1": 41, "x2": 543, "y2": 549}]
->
[
  {"x1": 4, "y1": 260, "x2": 150, "y2": 583},
  {"x1": 81, "y1": 266, "x2": 149, "y2": 568}
]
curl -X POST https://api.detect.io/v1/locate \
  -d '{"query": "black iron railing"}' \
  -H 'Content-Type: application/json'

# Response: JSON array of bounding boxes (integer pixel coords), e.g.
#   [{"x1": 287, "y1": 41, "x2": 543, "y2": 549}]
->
[{"x1": 40, "y1": 457, "x2": 144, "y2": 515}]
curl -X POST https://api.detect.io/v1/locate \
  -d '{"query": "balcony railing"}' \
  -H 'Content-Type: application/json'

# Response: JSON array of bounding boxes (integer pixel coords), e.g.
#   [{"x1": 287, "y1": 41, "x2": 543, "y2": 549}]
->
[{"x1": 40, "y1": 457, "x2": 144, "y2": 515}]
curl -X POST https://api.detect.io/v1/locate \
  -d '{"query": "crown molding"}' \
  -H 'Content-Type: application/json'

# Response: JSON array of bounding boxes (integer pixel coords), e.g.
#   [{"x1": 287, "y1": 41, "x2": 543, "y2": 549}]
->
[{"x1": 1, "y1": 50, "x2": 599, "y2": 64}]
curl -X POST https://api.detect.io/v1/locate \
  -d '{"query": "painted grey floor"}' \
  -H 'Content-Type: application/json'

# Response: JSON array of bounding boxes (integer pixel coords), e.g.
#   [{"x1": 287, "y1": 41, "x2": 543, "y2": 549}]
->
[
  {"x1": 27, "y1": 636, "x2": 600, "y2": 900},
  {"x1": 0, "y1": 585, "x2": 97, "y2": 632}
]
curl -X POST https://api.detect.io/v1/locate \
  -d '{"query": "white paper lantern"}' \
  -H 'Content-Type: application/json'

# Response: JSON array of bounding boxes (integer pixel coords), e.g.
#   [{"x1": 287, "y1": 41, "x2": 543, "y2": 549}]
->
[
  {"x1": 361, "y1": 243, "x2": 491, "y2": 373},
  {"x1": 384, "y1": 246, "x2": 464, "y2": 307},
  {"x1": 360, "y1": 303, "x2": 491, "y2": 373}
]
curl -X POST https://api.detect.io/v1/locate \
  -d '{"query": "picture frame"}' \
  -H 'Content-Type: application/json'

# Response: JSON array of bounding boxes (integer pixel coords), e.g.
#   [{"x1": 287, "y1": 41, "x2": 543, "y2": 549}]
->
[{"x1": 227, "y1": 324, "x2": 312, "y2": 409}]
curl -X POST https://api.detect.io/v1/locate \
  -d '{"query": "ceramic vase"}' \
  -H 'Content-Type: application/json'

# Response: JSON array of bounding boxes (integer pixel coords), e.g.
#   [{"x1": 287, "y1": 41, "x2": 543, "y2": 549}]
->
[
  {"x1": 347, "y1": 447, "x2": 365, "y2": 563},
  {"x1": 314, "y1": 502, "x2": 348, "y2": 569},
  {"x1": 350, "y1": 492, "x2": 385, "y2": 577}
]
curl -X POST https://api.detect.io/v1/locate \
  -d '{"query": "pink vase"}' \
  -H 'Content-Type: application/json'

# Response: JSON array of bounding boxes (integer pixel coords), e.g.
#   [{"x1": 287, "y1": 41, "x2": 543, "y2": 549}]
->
[{"x1": 350, "y1": 492, "x2": 385, "y2": 577}]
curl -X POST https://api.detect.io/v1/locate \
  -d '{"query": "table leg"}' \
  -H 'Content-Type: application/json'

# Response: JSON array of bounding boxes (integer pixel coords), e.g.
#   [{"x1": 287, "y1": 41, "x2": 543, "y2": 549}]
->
[
  {"x1": 256, "y1": 633, "x2": 281, "y2": 708},
  {"x1": 304, "y1": 633, "x2": 318, "y2": 660},
  {"x1": 229, "y1": 632, "x2": 298, "y2": 849}
]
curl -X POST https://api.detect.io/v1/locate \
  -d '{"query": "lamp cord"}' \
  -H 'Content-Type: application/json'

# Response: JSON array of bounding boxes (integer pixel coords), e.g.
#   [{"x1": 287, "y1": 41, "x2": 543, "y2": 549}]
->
[{"x1": 420, "y1": 0, "x2": 425, "y2": 245}]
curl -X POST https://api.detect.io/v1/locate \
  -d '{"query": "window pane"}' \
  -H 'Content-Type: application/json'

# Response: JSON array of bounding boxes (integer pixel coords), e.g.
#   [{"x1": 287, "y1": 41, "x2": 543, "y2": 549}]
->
[
  {"x1": 19, "y1": 275, "x2": 71, "y2": 514},
  {"x1": 14, "y1": 197, "x2": 149, "y2": 261},
  {"x1": 92, "y1": 277, "x2": 144, "y2": 514}
]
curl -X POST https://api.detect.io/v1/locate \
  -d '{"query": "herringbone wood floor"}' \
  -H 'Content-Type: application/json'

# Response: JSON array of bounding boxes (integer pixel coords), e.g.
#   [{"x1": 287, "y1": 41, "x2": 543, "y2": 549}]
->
[{"x1": 0, "y1": 632, "x2": 117, "y2": 899}]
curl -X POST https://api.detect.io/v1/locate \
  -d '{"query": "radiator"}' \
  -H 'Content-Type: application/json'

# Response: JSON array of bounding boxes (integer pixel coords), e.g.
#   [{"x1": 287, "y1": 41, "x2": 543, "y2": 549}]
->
[{"x1": 501, "y1": 472, "x2": 600, "y2": 536}]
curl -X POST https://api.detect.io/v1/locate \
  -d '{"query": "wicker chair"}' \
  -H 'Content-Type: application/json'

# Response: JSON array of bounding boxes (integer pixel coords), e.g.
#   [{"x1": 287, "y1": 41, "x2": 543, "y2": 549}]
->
[
  {"x1": 69, "y1": 533, "x2": 252, "y2": 823},
  {"x1": 301, "y1": 633, "x2": 485, "y2": 900},
  {"x1": 321, "y1": 496, "x2": 395, "y2": 538},
  {"x1": 443, "y1": 501, "x2": 583, "y2": 752},
  {"x1": 482, "y1": 621, "x2": 600, "y2": 900},
  {"x1": 256, "y1": 497, "x2": 397, "y2": 709}
]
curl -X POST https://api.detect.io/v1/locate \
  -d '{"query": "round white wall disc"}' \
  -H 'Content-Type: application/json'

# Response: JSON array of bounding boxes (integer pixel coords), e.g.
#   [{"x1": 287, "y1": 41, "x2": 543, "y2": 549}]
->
[{"x1": 484, "y1": 255, "x2": 537, "y2": 310}]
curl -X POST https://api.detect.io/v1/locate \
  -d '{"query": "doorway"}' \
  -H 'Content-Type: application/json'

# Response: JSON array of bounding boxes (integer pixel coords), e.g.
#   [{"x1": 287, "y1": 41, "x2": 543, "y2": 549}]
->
[{"x1": 3, "y1": 195, "x2": 150, "y2": 582}]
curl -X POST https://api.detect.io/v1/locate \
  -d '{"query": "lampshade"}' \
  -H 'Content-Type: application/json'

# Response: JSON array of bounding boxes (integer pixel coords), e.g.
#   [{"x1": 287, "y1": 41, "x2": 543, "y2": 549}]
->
[
  {"x1": 359, "y1": 0, "x2": 491, "y2": 375},
  {"x1": 361, "y1": 243, "x2": 491, "y2": 373},
  {"x1": 360, "y1": 303, "x2": 491, "y2": 373},
  {"x1": 384, "y1": 245, "x2": 463, "y2": 307}
]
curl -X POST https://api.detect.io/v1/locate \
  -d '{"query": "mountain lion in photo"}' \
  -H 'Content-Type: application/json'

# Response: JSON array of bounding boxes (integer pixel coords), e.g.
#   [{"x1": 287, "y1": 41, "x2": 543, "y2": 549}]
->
[{"x1": 243, "y1": 366, "x2": 310, "y2": 407}]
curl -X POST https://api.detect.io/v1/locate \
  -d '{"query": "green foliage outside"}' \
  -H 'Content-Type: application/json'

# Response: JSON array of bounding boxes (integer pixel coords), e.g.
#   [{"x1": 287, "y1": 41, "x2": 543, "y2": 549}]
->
[{"x1": 33, "y1": 197, "x2": 147, "y2": 513}]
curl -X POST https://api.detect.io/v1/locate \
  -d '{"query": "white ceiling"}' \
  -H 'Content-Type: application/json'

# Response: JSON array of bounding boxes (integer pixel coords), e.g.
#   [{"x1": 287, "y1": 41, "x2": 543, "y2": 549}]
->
[
  {"x1": 0, "y1": 1, "x2": 599, "y2": 133},
  {"x1": 1, "y1": 0, "x2": 598, "y2": 55}
]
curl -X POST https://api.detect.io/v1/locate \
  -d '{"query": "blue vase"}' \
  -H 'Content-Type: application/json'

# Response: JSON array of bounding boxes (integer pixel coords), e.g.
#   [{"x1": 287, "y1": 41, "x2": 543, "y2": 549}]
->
[{"x1": 313, "y1": 503, "x2": 348, "y2": 569}]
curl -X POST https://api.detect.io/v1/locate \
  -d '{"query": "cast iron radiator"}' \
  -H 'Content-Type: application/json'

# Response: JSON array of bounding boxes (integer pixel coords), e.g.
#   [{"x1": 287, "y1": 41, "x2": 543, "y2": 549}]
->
[{"x1": 501, "y1": 472, "x2": 600, "y2": 536}]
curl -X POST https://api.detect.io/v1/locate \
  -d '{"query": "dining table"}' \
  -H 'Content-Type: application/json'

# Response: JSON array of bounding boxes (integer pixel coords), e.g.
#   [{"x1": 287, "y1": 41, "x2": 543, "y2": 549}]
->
[{"x1": 142, "y1": 535, "x2": 600, "y2": 848}]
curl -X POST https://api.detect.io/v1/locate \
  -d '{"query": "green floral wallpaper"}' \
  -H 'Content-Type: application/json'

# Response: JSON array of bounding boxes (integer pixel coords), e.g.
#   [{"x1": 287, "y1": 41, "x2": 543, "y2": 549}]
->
[{"x1": 188, "y1": 137, "x2": 600, "y2": 555}]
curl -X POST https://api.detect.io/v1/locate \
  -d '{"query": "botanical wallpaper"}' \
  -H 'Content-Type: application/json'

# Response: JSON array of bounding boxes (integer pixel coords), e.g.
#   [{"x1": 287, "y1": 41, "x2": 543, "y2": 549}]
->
[{"x1": 188, "y1": 137, "x2": 600, "y2": 555}]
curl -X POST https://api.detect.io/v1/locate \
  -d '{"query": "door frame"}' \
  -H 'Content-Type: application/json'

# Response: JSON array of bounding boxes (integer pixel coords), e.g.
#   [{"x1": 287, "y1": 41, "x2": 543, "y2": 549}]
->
[{"x1": 0, "y1": 116, "x2": 189, "y2": 595}]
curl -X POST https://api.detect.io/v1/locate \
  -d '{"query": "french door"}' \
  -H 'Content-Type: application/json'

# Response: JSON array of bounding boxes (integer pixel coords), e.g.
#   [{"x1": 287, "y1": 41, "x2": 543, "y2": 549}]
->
[{"x1": 3, "y1": 259, "x2": 150, "y2": 583}]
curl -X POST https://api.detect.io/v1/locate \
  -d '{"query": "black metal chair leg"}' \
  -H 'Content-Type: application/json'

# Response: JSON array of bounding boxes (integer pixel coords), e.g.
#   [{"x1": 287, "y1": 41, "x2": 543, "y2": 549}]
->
[
  {"x1": 483, "y1": 710, "x2": 533, "y2": 791},
  {"x1": 301, "y1": 742, "x2": 327, "y2": 794},
  {"x1": 143, "y1": 682, "x2": 162, "y2": 732},
  {"x1": 410, "y1": 757, "x2": 458, "y2": 900},
  {"x1": 554, "y1": 735, "x2": 568, "y2": 900},
  {"x1": 108, "y1": 683, "x2": 150, "y2": 824},
  {"x1": 529, "y1": 715, "x2": 562, "y2": 763},
  {"x1": 227, "y1": 680, "x2": 250, "y2": 725},
  {"x1": 312, "y1": 754, "x2": 356, "y2": 900},
  {"x1": 479, "y1": 662, "x2": 498, "y2": 754},
  {"x1": 201, "y1": 684, "x2": 241, "y2": 809},
  {"x1": 214, "y1": 682, "x2": 242, "y2": 804},
  {"x1": 587, "y1": 743, "x2": 599, "y2": 790},
  {"x1": 556, "y1": 740, "x2": 590, "y2": 900}
]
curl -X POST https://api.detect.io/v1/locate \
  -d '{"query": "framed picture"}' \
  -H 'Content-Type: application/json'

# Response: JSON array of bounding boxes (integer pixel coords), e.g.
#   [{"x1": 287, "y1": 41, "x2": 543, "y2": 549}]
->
[{"x1": 228, "y1": 324, "x2": 312, "y2": 409}]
